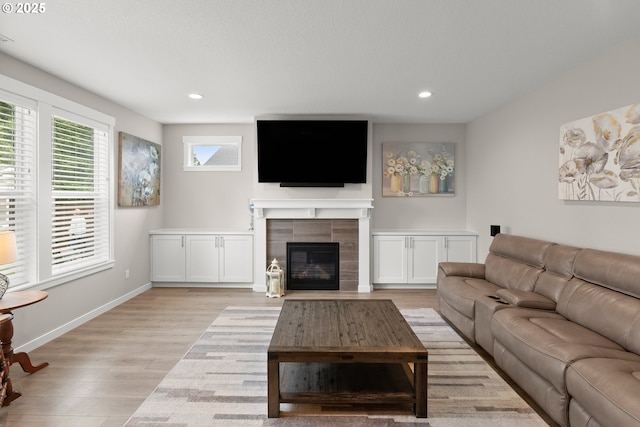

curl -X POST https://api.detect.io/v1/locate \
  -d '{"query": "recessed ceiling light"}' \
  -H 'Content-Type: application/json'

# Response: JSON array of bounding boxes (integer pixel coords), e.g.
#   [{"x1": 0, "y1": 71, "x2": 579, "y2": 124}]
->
[
  {"x1": 418, "y1": 91, "x2": 432, "y2": 98},
  {"x1": 188, "y1": 93, "x2": 203, "y2": 100}
]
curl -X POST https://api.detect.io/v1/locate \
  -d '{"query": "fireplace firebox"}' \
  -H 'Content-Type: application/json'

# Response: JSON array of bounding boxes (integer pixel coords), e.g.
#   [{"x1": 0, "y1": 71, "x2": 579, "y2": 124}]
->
[{"x1": 286, "y1": 242, "x2": 339, "y2": 290}]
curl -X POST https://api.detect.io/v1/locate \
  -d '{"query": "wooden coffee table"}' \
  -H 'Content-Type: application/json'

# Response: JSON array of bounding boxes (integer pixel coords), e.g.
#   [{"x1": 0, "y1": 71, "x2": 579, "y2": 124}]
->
[{"x1": 267, "y1": 299, "x2": 428, "y2": 417}]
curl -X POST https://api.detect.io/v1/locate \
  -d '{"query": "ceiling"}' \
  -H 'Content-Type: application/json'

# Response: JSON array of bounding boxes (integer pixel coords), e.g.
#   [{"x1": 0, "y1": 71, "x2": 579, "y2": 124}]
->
[{"x1": 2, "y1": 0, "x2": 640, "y2": 124}]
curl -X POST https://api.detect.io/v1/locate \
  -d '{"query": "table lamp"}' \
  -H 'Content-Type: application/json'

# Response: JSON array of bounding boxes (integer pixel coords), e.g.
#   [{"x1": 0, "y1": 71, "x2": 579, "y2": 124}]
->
[{"x1": 0, "y1": 231, "x2": 17, "y2": 299}]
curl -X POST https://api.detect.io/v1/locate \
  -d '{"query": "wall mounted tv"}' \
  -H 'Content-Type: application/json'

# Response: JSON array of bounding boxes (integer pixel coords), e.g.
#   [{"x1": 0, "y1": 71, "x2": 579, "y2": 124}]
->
[{"x1": 257, "y1": 119, "x2": 368, "y2": 187}]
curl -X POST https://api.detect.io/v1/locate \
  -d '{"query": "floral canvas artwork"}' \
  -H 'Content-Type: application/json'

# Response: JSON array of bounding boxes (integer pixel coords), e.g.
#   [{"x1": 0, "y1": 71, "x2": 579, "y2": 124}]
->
[
  {"x1": 382, "y1": 142, "x2": 455, "y2": 197},
  {"x1": 118, "y1": 132, "x2": 161, "y2": 207},
  {"x1": 559, "y1": 103, "x2": 640, "y2": 202}
]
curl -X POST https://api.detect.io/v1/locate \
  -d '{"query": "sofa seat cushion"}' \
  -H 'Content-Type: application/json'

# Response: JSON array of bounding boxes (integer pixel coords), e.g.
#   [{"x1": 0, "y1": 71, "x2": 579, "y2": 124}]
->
[
  {"x1": 437, "y1": 276, "x2": 500, "y2": 319},
  {"x1": 567, "y1": 358, "x2": 640, "y2": 426},
  {"x1": 492, "y1": 308, "x2": 637, "y2": 393}
]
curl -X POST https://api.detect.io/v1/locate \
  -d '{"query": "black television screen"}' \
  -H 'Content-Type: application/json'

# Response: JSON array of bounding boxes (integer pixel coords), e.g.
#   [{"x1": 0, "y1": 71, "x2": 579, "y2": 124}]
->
[{"x1": 257, "y1": 120, "x2": 368, "y2": 187}]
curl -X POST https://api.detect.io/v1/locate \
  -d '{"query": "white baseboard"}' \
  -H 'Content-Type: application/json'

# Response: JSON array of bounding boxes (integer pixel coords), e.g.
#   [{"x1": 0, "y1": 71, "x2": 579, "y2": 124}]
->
[
  {"x1": 358, "y1": 283, "x2": 373, "y2": 292},
  {"x1": 15, "y1": 282, "x2": 153, "y2": 354},
  {"x1": 372, "y1": 283, "x2": 437, "y2": 290},
  {"x1": 152, "y1": 282, "x2": 253, "y2": 289},
  {"x1": 253, "y1": 283, "x2": 267, "y2": 293}
]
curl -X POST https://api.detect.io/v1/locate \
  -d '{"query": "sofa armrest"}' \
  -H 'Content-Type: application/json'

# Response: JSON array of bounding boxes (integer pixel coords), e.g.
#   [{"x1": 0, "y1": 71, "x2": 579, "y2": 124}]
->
[
  {"x1": 495, "y1": 289, "x2": 556, "y2": 310},
  {"x1": 438, "y1": 262, "x2": 485, "y2": 279}
]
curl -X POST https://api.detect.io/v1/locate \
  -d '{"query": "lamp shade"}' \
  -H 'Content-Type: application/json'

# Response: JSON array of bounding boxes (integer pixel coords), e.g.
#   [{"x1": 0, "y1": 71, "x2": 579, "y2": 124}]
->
[{"x1": 0, "y1": 231, "x2": 17, "y2": 266}]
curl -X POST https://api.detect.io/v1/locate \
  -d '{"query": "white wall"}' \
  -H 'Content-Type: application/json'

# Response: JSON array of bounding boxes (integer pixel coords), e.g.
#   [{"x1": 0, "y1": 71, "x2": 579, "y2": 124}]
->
[
  {"x1": 371, "y1": 123, "x2": 468, "y2": 230},
  {"x1": 467, "y1": 36, "x2": 640, "y2": 259},
  {"x1": 162, "y1": 119, "x2": 375, "y2": 231},
  {"x1": 0, "y1": 53, "x2": 163, "y2": 349},
  {"x1": 162, "y1": 124, "x2": 256, "y2": 229}
]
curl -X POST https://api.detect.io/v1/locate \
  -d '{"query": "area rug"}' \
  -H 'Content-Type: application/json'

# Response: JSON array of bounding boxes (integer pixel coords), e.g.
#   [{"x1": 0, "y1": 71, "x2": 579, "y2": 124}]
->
[{"x1": 125, "y1": 306, "x2": 547, "y2": 426}]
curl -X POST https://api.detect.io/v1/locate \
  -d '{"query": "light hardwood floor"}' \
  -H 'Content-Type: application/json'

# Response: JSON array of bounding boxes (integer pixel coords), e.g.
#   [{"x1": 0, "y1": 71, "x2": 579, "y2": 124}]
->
[{"x1": 0, "y1": 287, "x2": 438, "y2": 427}]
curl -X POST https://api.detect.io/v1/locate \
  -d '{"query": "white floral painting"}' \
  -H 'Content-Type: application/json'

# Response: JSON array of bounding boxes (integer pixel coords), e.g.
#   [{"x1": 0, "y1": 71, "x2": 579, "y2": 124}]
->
[
  {"x1": 118, "y1": 132, "x2": 161, "y2": 207},
  {"x1": 382, "y1": 142, "x2": 455, "y2": 197},
  {"x1": 559, "y1": 103, "x2": 640, "y2": 202}
]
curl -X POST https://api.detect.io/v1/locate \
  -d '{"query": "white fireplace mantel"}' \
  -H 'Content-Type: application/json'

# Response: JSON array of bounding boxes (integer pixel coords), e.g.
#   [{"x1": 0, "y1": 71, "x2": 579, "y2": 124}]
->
[
  {"x1": 252, "y1": 198, "x2": 373, "y2": 219},
  {"x1": 252, "y1": 199, "x2": 373, "y2": 293}
]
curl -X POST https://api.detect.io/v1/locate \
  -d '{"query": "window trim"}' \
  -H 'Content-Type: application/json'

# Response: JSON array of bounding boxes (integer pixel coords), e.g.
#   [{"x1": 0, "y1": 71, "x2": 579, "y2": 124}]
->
[
  {"x1": 0, "y1": 74, "x2": 115, "y2": 292},
  {"x1": 183, "y1": 135, "x2": 242, "y2": 172}
]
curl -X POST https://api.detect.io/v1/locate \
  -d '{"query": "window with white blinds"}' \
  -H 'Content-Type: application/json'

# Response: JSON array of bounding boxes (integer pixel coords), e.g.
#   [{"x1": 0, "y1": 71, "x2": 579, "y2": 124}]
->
[
  {"x1": 0, "y1": 75, "x2": 115, "y2": 290},
  {"x1": 51, "y1": 116, "x2": 110, "y2": 274},
  {"x1": 0, "y1": 99, "x2": 35, "y2": 287}
]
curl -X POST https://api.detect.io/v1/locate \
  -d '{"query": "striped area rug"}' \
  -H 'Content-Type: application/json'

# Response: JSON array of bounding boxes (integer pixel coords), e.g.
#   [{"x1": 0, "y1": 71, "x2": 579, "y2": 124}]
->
[{"x1": 125, "y1": 306, "x2": 547, "y2": 426}]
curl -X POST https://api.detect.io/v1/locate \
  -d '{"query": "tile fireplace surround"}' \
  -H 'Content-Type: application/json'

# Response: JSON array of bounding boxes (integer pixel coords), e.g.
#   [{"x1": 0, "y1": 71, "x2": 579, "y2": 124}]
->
[
  {"x1": 252, "y1": 199, "x2": 373, "y2": 293},
  {"x1": 270, "y1": 220, "x2": 357, "y2": 291}
]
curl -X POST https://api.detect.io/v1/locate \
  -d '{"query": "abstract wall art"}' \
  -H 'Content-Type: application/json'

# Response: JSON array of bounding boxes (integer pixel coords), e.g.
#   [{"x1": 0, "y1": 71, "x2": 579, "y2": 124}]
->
[
  {"x1": 559, "y1": 103, "x2": 640, "y2": 202},
  {"x1": 118, "y1": 132, "x2": 161, "y2": 207}
]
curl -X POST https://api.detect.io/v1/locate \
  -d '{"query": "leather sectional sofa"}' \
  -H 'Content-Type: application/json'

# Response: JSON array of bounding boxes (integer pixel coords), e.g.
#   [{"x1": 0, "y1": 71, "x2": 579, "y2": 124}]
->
[{"x1": 437, "y1": 233, "x2": 640, "y2": 427}]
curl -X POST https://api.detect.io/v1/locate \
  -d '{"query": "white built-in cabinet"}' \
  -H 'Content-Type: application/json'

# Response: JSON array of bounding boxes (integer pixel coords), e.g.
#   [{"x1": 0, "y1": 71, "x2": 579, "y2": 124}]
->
[
  {"x1": 372, "y1": 230, "x2": 477, "y2": 287},
  {"x1": 151, "y1": 234, "x2": 186, "y2": 282},
  {"x1": 150, "y1": 230, "x2": 253, "y2": 284}
]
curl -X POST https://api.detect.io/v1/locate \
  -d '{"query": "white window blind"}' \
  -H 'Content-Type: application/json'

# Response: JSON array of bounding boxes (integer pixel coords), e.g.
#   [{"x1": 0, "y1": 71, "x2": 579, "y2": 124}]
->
[
  {"x1": 51, "y1": 115, "x2": 109, "y2": 274},
  {"x1": 0, "y1": 98, "x2": 35, "y2": 287}
]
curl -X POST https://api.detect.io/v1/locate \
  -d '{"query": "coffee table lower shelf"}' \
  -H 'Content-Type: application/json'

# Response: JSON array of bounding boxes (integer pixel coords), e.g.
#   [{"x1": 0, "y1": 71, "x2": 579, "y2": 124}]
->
[{"x1": 272, "y1": 362, "x2": 424, "y2": 416}]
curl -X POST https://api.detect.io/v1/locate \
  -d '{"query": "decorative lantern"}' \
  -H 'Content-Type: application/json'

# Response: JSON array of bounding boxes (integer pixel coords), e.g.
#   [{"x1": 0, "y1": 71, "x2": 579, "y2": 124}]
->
[{"x1": 266, "y1": 258, "x2": 285, "y2": 298}]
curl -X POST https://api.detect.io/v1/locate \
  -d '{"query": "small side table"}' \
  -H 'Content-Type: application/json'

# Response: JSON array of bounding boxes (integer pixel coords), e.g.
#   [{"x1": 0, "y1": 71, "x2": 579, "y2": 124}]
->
[{"x1": 0, "y1": 290, "x2": 49, "y2": 405}]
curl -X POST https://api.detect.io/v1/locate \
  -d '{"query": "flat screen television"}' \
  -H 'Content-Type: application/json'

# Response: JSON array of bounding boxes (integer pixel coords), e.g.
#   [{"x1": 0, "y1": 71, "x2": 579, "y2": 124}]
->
[{"x1": 257, "y1": 120, "x2": 368, "y2": 187}]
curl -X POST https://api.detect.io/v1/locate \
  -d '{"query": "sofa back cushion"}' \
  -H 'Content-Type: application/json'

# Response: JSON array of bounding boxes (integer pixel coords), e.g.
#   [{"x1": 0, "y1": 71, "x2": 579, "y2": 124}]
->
[
  {"x1": 573, "y1": 248, "x2": 640, "y2": 298},
  {"x1": 534, "y1": 244, "x2": 580, "y2": 302},
  {"x1": 484, "y1": 234, "x2": 553, "y2": 291},
  {"x1": 557, "y1": 249, "x2": 640, "y2": 353},
  {"x1": 557, "y1": 279, "x2": 640, "y2": 354}
]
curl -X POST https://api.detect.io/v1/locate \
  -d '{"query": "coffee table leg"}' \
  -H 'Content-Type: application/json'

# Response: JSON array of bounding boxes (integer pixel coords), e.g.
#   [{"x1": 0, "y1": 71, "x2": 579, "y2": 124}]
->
[
  {"x1": 267, "y1": 354, "x2": 280, "y2": 417},
  {"x1": 414, "y1": 359, "x2": 428, "y2": 418}
]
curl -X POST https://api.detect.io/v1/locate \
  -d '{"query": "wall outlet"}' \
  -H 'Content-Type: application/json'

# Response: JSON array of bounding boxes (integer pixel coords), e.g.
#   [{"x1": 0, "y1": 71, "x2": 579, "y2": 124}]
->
[{"x1": 125, "y1": 269, "x2": 130, "y2": 279}]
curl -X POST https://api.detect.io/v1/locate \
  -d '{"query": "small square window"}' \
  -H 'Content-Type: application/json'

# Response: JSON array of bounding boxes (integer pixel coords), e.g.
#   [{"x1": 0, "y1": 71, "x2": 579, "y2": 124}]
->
[{"x1": 183, "y1": 136, "x2": 242, "y2": 171}]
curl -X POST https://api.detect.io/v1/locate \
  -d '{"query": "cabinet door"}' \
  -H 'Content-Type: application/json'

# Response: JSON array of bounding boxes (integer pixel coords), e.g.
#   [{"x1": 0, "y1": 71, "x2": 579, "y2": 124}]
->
[
  {"x1": 372, "y1": 235, "x2": 407, "y2": 283},
  {"x1": 443, "y1": 235, "x2": 477, "y2": 263},
  {"x1": 186, "y1": 235, "x2": 219, "y2": 282},
  {"x1": 219, "y1": 235, "x2": 253, "y2": 283},
  {"x1": 407, "y1": 236, "x2": 440, "y2": 283},
  {"x1": 151, "y1": 235, "x2": 185, "y2": 281}
]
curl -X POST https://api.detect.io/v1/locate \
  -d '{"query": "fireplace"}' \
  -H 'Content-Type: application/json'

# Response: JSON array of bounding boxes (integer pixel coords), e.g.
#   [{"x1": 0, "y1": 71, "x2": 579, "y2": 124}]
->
[
  {"x1": 266, "y1": 219, "x2": 357, "y2": 291},
  {"x1": 287, "y1": 242, "x2": 339, "y2": 290},
  {"x1": 251, "y1": 199, "x2": 373, "y2": 293}
]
